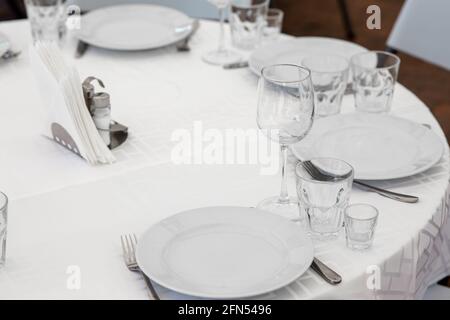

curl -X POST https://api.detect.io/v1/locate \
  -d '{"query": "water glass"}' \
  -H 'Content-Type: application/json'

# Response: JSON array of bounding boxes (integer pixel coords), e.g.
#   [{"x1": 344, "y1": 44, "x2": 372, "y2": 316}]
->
[
  {"x1": 229, "y1": 0, "x2": 269, "y2": 50},
  {"x1": 0, "y1": 192, "x2": 7, "y2": 268},
  {"x1": 25, "y1": 0, "x2": 65, "y2": 43},
  {"x1": 302, "y1": 55, "x2": 349, "y2": 118},
  {"x1": 296, "y1": 158, "x2": 354, "y2": 239},
  {"x1": 262, "y1": 9, "x2": 284, "y2": 42},
  {"x1": 257, "y1": 64, "x2": 314, "y2": 221},
  {"x1": 344, "y1": 204, "x2": 379, "y2": 250},
  {"x1": 350, "y1": 51, "x2": 400, "y2": 113}
]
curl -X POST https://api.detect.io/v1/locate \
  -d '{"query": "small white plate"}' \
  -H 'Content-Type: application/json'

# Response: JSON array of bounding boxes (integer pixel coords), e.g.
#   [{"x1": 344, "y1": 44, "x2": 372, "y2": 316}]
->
[
  {"x1": 249, "y1": 37, "x2": 367, "y2": 80},
  {"x1": 136, "y1": 206, "x2": 314, "y2": 299},
  {"x1": 0, "y1": 32, "x2": 10, "y2": 57},
  {"x1": 291, "y1": 113, "x2": 444, "y2": 180},
  {"x1": 77, "y1": 4, "x2": 194, "y2": 51}
]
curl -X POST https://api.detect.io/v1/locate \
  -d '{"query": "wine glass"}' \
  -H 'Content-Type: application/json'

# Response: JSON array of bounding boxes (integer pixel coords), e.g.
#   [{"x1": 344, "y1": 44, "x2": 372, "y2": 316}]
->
[
  {"x1": 257, "y1": 64, "x2": 315, "y2": 220},
  {"x1": 203, "y1": 0, "x2": 241, "y2": 65}
]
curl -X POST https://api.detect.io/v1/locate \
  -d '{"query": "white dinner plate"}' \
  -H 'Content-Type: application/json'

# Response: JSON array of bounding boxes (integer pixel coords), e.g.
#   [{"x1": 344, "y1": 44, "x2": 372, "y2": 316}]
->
[
  {"x1": 249, "y1": 37, "x2": 367, "y2": 80},
  {"x1": 291, "y1": 113, "x2": 444, "y2": 180},
  {"x1": 0, "y1": 32, "x2": 10, "y2": 57},
  {"x1": 77, "y1": 4, "x2": 194, "y2": 51},
  {"x1": 136, "y1": 206, "x2": 314, "y2": 299}
]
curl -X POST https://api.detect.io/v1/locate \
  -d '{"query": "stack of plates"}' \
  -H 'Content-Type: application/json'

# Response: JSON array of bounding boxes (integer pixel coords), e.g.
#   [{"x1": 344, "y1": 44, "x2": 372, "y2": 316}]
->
[{"x1": 136, "y1": 206, "x2": 314, "y2": 299}]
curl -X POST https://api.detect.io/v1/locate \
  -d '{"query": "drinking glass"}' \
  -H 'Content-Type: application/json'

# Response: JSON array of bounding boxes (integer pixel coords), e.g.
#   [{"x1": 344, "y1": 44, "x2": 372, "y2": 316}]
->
[
  {"x1": 262, "y1": 9, "x2": 284, "y2": 42},
  {"x1": 25, "y1": 0, "x2": 65, "y2": 43},
  {"x1": 203, "y1": 0, "x2": 241, "y2": 65},
  {"x1": 296, "y1": 158, "x2": 354, "y2": 239},
  {"x1": 229, "y1": 0, "x2": 269, "y2": 50},
  {"x1": 0, "y1": 192, "x2": 8, "y2": 268},
  {"x1": 302, "y1": 55, "x2": 349, "y2": 118},
  {"x1": 257, "y1": 64, "x2": 314, "y2": 220},
  {"x1": 350, "y1": 51, "x2": 400, "y2": 113},
  {"x1": 344, "y1": 204, "x2": 378, "y2": 250}
]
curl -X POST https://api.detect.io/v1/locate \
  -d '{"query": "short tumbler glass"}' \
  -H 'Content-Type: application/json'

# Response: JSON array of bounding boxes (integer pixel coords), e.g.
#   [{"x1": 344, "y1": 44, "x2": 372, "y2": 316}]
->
[
  {"x1": 25, "y1": 0, "x2": 65, "y2": 43},
  {"x1": 302, "y1": 55, "x2": 349, "y2": 118},
  {"x1": 262, "y1": 9, "x2": 284, "y2": 42},
  {"x1": 350, "y1": 51, "x2": 400, "y2": 113},
  {"x1": 0, "y1": 192, "x2": 8, "y2": 268},
  {"x1": 229, "y1": 0, "x2": 269, "y2": 50},
  {"x1": 296, "y1": 158, "x2": 354, "y2": 239},
  {"x1": 344, "y1": 204, "x2": 378, "y2": 250}
]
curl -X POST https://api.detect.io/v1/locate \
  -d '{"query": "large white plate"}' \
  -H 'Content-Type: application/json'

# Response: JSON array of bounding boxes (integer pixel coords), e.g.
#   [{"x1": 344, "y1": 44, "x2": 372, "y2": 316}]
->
[
  {"x1": 136, "y1": 206, "x2": 314, "y2": 299},
  {"x1": 249, "y1": 37, "x2": 367, "y2": 79},
  {"x1": 291, "y1": 113, "x2": 444, "y2": 180},
  {"x1": 77, "y1": 4, "x2": 194, "y2": 51},
  {"x1": 0, "y1": 32, "x2": 10, "y2": 57}
]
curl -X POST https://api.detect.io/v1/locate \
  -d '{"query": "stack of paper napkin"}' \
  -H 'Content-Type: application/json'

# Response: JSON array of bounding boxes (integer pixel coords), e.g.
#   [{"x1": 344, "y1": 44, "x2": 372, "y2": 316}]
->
[{"x1": 30, "y1": 42, "x2": 115, "y2": 165}]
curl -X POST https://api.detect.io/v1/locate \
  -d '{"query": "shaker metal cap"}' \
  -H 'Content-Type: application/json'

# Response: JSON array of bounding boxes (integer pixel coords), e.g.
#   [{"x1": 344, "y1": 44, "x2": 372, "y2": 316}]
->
[
  {"x1": 82, "y1": 77, "x2": 105, "y2": 100},
  {"x1": 92, "y1": 92, "x2": 111, "y2": 109}
]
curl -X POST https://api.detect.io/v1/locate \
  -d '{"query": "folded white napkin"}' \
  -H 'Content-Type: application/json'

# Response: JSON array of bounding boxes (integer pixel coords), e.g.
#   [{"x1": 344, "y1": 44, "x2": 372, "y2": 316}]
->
[{"x1": 29, "y1": 42, "x2": 115, "y2": 165}]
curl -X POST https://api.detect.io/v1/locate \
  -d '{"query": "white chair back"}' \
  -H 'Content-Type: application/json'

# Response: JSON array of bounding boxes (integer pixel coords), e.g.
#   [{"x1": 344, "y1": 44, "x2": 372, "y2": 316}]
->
[
  {"x1": 67, "y1": 0, "x2": 219, "y2": 20},
  {"x1": 387, "y1": 0, "x2": 450, "y2": 70}
]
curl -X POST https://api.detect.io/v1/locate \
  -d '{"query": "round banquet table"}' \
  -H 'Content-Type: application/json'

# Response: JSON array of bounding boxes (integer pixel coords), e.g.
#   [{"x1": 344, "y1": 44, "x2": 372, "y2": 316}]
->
[{"x1": 0, "y1": 19, "x2": 449, "y2": 300}]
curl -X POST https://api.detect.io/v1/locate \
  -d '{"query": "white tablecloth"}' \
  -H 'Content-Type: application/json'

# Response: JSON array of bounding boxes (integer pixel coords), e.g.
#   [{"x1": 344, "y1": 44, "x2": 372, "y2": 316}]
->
[{"x1": 0, "y1": 19, "x2": 449, "y2": 300}]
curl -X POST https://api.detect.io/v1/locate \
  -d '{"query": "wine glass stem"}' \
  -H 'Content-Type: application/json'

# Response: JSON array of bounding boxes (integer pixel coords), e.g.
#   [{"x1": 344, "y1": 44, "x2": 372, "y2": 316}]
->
[
  {"x1": 217, "y1": 7, "x2": 226, "y2": 53},
  {"x1": 279, "y1": 144, "x2": 290, "y2": 203}
]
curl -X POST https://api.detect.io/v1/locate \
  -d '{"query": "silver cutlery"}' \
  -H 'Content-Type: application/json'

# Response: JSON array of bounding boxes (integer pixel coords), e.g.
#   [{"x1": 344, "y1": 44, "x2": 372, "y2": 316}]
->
[
  {"x1": 353, "y1": 180, "x2": 419, "y2": 203},
  {"x1": 1, "y1": 50, "x2": 21, "y2": 61},
  {"x1": 344, "y1": 83, "x2": 353, "y2": 95},
  {"x1": 223, "y1": 61, "x2": 249, "y2": 70},
  {"x1": 302, "y1": 160, "x2": 419, "y2": 203},
  {"x1": 120, "y1": 234, "x2": 160, "y2": 300},
  {"x1": 176, "y1": 20, "x2": 200, "y2": 52},
  {"x1": 311, "y1": 258, "x2": 342, "y2": 285},
  {"x1": 75, "y1": 40, "x2": 89, "y2": 59}
]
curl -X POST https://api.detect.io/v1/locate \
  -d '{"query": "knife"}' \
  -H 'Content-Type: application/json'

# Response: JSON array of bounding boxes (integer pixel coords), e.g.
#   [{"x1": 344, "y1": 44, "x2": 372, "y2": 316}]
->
[
  {"x1": 311, "y1": 258, "x2": 342, "y2": 285},
  {"x1": 223, "y1": 61, "x2": 249, "y2": 70},
  {"x1": 354, "y1": 180, "x2": 419, "y2": 203}
]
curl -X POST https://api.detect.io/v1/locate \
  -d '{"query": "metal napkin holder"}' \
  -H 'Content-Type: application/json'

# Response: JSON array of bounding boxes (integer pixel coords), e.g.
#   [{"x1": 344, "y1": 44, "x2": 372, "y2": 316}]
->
[{"x1": 82, "y1": 77, "x2": 128, "y2": 149}]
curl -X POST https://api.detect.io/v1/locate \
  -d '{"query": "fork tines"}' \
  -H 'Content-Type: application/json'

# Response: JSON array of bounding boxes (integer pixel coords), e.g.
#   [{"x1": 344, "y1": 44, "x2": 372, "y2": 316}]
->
[{"x1": 121, "y1": 234, "x2": 139, "y2": 269}]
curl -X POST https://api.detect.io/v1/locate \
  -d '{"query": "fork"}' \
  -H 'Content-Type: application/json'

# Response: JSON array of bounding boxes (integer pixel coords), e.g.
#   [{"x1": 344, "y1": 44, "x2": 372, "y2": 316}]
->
[
  {"x1": 120, "y1": 234, "x2": 160, "y2": 300},
  {"x1": 302, "y1": 160, "x2": 419, "y2": 203}
]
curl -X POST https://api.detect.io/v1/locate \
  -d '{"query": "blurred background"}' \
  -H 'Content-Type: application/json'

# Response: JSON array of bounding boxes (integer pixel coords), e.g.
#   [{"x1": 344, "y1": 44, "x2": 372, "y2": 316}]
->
[{"x1": 1, "y1": 0, "x2": 449, "y2": 140}]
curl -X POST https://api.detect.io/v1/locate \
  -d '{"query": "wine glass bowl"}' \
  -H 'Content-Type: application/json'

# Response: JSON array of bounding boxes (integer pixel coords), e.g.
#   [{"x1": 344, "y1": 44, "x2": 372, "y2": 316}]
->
[
  {"x1": 257, "y1": 64, "x2": 314, "y2": 144},
  {"x1": 256, "y1": 64, "x2": 314, "y2": 221}
]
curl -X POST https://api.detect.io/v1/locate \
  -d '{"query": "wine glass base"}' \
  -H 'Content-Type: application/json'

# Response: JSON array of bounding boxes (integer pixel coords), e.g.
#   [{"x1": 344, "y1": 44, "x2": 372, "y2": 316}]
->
[
  {"x1": 257, "y1": 197, "x2": 300, "y2": 221},
  {"x1": 202, "y1": 49, "x2": 241, "y2": 66}
]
